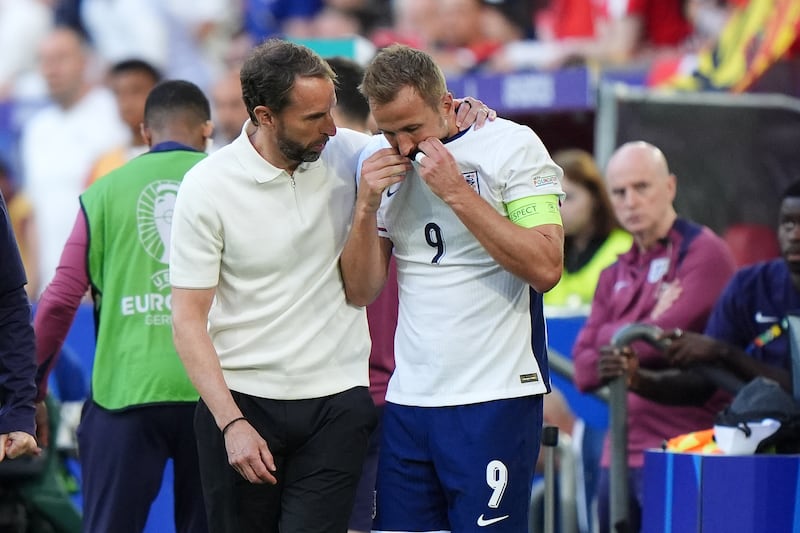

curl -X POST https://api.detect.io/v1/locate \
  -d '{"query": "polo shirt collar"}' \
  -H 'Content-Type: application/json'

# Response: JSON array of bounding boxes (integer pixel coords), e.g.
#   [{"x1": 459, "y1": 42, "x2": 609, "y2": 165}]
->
[{"x1": 231, "y1": 121, "x2": 324, "y2": 183}]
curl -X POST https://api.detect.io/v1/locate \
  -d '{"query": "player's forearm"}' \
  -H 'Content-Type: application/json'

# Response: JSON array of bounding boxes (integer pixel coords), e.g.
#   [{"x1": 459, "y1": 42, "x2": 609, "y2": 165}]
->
[
  {"x1": 340, "y1": 206, "x2": 390, "y2": 307},
  {"x1": 447, "y1": 190, "x2": 563, "y2": 291}
]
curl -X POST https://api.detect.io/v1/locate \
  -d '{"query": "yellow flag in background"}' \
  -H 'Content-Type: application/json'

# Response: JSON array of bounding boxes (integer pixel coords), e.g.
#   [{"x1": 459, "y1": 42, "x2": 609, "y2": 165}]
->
[{"x1": 661, "y1": 0, "x2": 800, "y2": 92}]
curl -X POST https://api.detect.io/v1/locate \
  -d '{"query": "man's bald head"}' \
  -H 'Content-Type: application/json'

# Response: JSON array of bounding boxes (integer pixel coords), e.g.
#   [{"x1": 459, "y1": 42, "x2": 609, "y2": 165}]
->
[
  {"x1": 606, "y1": 141, "x2": 670, "y2": 180},
  {"x1": 605, "y1": 141, "x2": 677, "y2": 250}
]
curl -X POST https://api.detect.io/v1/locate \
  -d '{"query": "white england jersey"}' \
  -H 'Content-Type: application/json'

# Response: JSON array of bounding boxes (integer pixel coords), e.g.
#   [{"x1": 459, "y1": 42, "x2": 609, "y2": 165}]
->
[{"x1": 361, "y1": 118, "x2": 563, "y2": 406}]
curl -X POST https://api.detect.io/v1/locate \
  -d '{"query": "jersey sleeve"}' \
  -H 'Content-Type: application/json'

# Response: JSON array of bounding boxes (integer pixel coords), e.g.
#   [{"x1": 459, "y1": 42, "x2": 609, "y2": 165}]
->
[{"x1": 499, "y1": 126, "x2": 564, "y2": 205}]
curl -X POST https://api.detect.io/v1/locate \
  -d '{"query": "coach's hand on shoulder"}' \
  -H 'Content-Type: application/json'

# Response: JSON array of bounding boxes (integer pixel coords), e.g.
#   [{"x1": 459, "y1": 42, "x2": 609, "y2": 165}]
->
[{"x1": 454, "y1": 96, "x2": 497, "y2": 131}]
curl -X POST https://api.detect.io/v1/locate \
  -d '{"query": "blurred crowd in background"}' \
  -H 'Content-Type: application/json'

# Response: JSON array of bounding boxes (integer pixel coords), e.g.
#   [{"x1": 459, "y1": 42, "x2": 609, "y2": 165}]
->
[
  {"x1": 3, "y1": 0, "x2": 794, "y2": 105},
  {"x1": 1, "y1": 0, "x2": 798, "y2": 302}
]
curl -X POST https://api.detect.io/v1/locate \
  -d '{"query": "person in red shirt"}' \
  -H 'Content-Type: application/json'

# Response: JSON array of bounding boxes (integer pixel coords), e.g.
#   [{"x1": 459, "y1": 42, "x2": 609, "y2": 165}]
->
[
  {"x1": 561, "y1": 0, "x2": 692, "y2": 67},
  {"x1": 493, "y1": 0, "x2": 692, "y2": 71}
]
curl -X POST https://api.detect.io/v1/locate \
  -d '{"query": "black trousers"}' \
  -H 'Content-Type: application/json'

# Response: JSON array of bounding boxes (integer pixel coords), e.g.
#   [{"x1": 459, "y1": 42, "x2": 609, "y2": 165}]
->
[{"x1": 195, "y1": 386, "x2": 377, "y2": 533}]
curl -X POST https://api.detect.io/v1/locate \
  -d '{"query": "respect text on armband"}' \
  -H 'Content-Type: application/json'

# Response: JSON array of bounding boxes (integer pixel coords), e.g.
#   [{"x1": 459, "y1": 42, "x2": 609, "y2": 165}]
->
[{"x1": 508, "y1": 201, "x2": 558, "y2": 225}]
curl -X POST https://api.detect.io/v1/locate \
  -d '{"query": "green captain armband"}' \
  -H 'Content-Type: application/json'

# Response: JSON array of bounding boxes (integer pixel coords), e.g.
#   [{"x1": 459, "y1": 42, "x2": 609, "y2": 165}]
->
[{"x1": 505, "y1": 194, "x2": 562, "y2": 228}]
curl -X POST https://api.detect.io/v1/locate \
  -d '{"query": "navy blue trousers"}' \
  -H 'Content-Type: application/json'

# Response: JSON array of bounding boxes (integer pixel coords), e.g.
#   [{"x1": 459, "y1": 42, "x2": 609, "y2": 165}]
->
[{"x1": 77, "y1": 399, "x2": 207, "y2": 533}]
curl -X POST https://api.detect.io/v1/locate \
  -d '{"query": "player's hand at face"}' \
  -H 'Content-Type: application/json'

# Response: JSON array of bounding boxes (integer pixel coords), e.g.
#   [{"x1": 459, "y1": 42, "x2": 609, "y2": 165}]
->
[
  {"x1": 414, "y1": 138, "x2": 470, "y2": 203},
  {"x1": 454, "y1": 97, "x2": 497, "y2": 131},
  {"x1": 224, "y1": 420, "x2": 278, "y2": 485},
  {"x1": 358, "y1": 147, "x2": 411, "y2": 212}
]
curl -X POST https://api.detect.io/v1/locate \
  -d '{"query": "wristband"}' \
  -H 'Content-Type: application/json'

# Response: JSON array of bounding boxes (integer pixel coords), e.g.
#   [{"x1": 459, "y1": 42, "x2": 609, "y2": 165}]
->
[{"x1": 221, "y1": 416, "x2": 248, "y2": 438}]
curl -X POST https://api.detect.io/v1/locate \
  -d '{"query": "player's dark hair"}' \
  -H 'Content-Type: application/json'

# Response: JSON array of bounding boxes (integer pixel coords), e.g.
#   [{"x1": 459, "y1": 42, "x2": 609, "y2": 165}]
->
[
  {"x1": 110, "y1": 58, "x2": 162, "y2": 84},
  {"x1": 327, "y1": 56, "x2": 370, "y2": 126},
  {"x1": 144, "y1": 80, "x2": 210, "y2": 130}
]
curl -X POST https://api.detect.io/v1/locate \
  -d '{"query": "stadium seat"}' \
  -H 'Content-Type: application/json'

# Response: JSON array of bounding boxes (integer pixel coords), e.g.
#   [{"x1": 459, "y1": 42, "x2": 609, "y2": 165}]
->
[{"x1": 722, "y1": 223, "x2": 780, "y2": 268}]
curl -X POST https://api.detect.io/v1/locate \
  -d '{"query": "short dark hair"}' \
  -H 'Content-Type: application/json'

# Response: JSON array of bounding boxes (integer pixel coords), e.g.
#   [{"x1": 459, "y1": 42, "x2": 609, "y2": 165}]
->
[
  {"x1": 144, "y1": 80, "x2": 210, "y2": 130},
  {"x1": 239, "y1": 39, "x2": 335, "y2": 122},
  {"x1": 326, "y1": 56, "x2": 370, "y2": 126},
  {"x1": 781, "y1": 181, "x2": 800, "y2": 201},
  {"x1": 109, "y1": 59, "x2": 162, "y2": 84}
]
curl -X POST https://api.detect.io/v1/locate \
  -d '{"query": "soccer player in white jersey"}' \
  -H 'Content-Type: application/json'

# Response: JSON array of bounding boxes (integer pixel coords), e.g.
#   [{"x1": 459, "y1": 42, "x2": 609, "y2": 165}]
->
[{"x1": 340, "y1": 44, "x2": 565, "y2": 532}]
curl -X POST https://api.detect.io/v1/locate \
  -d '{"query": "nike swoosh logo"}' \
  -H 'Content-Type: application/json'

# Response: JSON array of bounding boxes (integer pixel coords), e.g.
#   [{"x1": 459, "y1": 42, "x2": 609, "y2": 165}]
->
[
  {"x1": 755, "y1": 311, "x2": 779, "y2": 323},
  {"x1": 386, "y1": 185, "x2": 400, "y2": 197},
  {"x1": 477, "y1": 514, "x2": 509, "y2": 527}
]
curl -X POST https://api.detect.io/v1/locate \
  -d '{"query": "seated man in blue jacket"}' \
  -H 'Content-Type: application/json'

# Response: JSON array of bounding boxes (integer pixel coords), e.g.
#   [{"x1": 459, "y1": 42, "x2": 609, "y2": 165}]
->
[{"x1": 663, "y1": 180, "x2": 800, "y2": 394}]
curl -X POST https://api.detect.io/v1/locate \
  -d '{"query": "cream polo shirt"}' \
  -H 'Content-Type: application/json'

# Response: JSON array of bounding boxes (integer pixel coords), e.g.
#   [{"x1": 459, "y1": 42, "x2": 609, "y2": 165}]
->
[{"x1": 170, "y1": 124, "x2": 372, "y2": 400}]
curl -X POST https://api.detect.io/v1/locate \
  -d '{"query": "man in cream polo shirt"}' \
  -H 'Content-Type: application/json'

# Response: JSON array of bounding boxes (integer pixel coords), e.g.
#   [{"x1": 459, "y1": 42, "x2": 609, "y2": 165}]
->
[{"x1": 169, "y1": 40, "x2": 376, "y2": 533}]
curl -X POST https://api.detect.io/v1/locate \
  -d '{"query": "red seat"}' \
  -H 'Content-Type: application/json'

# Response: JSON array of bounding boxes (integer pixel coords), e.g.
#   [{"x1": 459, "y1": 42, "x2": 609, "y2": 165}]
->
[{"x1": 722, "y1": 223, "x2": 781, "y2": 268}]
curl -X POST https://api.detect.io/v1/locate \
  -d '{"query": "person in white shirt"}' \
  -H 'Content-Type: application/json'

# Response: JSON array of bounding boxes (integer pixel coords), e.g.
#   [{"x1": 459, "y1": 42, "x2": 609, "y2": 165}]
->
[
  {"x1": 20, "y1": 25, "x2": 128, "y2": 296},
  {"x1": 0, "y1": 0, "x2": 52, "y2": 100}
]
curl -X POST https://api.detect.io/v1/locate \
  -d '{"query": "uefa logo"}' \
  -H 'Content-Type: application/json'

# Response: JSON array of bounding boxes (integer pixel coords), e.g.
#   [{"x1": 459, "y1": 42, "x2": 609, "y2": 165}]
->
[{"x1": 136, "y1": 180, "x2": 181, "y2": 264}]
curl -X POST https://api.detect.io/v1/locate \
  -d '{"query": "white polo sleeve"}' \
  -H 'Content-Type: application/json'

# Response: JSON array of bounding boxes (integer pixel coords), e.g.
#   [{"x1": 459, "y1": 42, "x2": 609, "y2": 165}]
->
[{"x1": 169, "y1": 169, "x2": 224, "y2": 289}]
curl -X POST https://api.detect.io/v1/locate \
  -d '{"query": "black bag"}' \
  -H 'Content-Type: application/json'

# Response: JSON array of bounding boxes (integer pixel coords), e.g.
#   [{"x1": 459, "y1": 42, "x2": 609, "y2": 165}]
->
[{"x1": 715, "y1": 377, "x2": 800, "y2": 454}]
